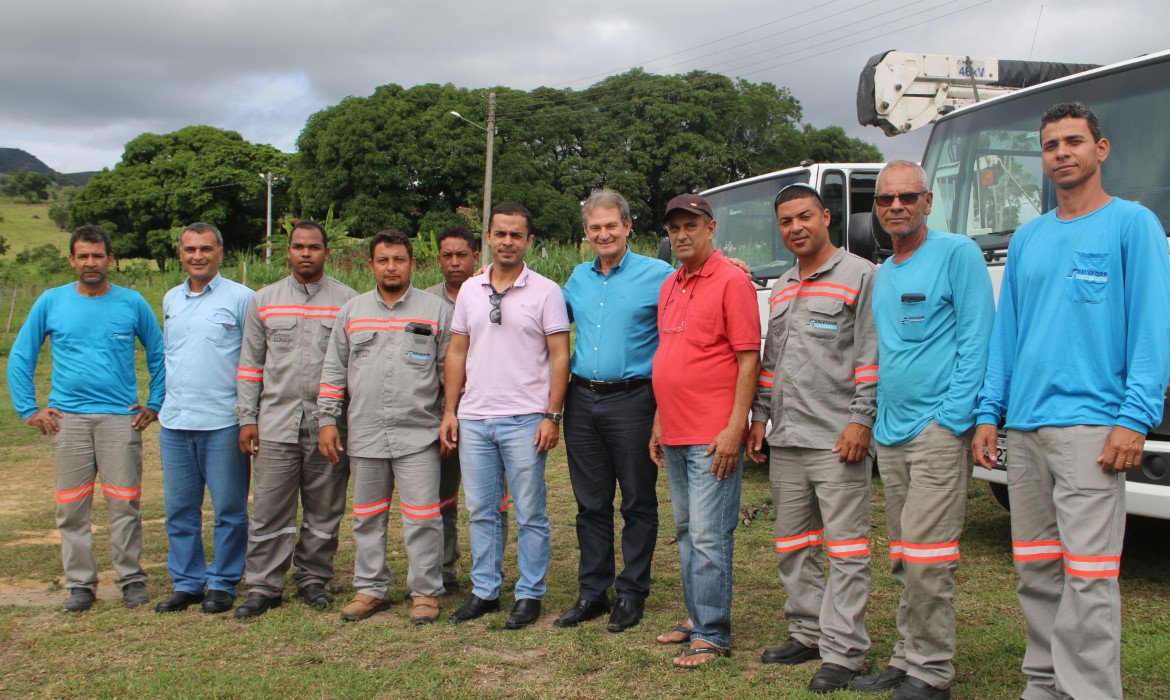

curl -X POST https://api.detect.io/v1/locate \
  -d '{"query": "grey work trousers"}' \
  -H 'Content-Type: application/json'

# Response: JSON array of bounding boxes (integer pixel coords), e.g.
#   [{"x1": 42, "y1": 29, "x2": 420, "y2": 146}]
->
[
  {"x1": 771, "y1": 446, "x2": 872, "y2": 670},
  {"x1": 351, "y1": 446, "x2": 445, "y2": 599},
  {"x1": 243, "y1": 423, "x2": 349, "y2": 597},
  {"x1": 48, "y1": 413, "x2": 147, "y2": 592},
  {"x1": 875, "y1": 422, "x2": 970, "y2": 689},
  {"x1": 1008, "y1": 427, "x2": 1124, "y2": 700}
]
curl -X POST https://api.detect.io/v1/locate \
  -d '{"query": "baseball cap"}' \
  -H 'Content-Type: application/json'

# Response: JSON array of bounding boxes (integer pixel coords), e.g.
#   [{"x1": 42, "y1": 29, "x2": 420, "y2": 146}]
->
[{"x1": 663, "y1": 193, "x2": 714, "y2": 222}]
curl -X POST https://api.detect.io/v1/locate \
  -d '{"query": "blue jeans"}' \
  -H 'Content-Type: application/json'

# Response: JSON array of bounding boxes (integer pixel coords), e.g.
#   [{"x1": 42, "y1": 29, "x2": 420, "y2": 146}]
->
[
  {"x1": 664, "y1": 444, "x2": 743, "y2": 650},
  {"x1": 459, "y1": 414, "x2": 549, "y2": 601},
  {"x1": 159, "y1": 426, "x2": 250, "y2": 595}
]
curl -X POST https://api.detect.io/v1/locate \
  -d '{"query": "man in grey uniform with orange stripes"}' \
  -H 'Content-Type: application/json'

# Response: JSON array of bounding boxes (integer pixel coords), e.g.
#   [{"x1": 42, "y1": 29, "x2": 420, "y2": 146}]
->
[
  {"x1": 233, "y1": 221, "x2": 356, "y2": 618},
  {"x1": 317, "y1": 229, "x2": 451, "y2": 625},
  {"x1": 747, "y1": 184, "x2": 878, "y2": 694}
]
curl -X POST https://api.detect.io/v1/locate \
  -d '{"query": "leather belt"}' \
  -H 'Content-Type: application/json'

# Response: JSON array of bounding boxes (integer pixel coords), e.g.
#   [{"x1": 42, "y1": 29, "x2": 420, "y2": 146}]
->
[{"x1": 571, "y1": 375, "x2": 652, "y2": 394}]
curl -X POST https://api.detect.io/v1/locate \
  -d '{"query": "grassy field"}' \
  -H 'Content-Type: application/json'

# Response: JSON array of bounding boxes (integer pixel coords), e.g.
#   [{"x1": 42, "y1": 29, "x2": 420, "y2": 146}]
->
[
  {"x1": 0, "y1": 243, "x2": 1168, "y2": 698},
  {"x1": 0, "y1": 199, "x2": 63, "y2": 255}
]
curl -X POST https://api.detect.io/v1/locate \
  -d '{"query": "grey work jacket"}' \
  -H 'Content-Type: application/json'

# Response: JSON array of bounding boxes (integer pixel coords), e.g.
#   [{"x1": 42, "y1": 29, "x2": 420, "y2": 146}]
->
[
  {"x1": 751, "y1": 248, "x2": 879, "y2": 449},
  {"x1": 235, "y1": 275, "x2": 357, "y2": 443},
  {"x1": 316, "y1": 286, "x2": 451, "y2": 459}
]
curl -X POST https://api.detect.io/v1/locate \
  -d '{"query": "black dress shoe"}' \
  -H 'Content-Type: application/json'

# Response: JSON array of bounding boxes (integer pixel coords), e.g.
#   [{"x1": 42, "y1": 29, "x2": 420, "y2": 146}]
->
[
  {"x1": 201, "y1": 589, "x2": 235, "y2": 614},
  {"x1": 233, "y1": 592, "x2": 282, "y2": 619},
  {"x1": 155, "y1": 590, "x2": 204, "y2": 613},
  {"x1": 761, "y1": 637, "x2": 820, "y2": 665},
  {"x1": 606, "y1": 598, "x2": 644, "y2": 633},
  {"x1": 890, "y1": 676, "x2": 950, "y2": 700},
  {"x1": 63, "y1": 588, "x2": 96, "y2": 612},
  {"x1": 298, "y1": 584, "x2": 334, "y2": 609},
  {"x1": 553, "y1": 598, "x2": 610, "y2": 628},
  {"x1": 448, "y1": 593, "x2": 500, "y2": 622},
  {"x1": 809, "y1": 662, "x2": 858, "y2": 694},
  {"x1": 505, "y1": 598, "x2": 541, "y2": 629},
  {"x1": 850, "y1": 666, "x2": 908, "y2": 692}
]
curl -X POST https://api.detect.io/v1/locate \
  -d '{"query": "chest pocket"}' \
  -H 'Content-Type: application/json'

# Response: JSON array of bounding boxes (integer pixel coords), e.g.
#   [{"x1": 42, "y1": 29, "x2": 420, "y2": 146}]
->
[
  {"x1": 108, "y1": 323, "x2": 136, "y2": 354},
  {"x1": 402, "y1": 330, "x2": 436, "y2": 368},
  {"x1": 1064, "y1": 251, "x2": 1111, "y2": 304},
  {"x1": 803, "y1": 296, "x2": 845, "y2": 343},
  {"x1": 684, "y1": 308, "x2": 719, "y2": 347},
  {"x1": 265, "y1": 316, "x2": 297, "y2": 352},
  {"x1": 350, "y1": 330, "x2": 377, "y2": 367},
  {"x1": 319, "y1": 317, "x2": 335, "y2": 354},
  {"x1": 768, "y1": 298, "x2": 791, "y2": 345},
  {"x1": 204, "y1": 309, "x2": 240, "y2": 345}
]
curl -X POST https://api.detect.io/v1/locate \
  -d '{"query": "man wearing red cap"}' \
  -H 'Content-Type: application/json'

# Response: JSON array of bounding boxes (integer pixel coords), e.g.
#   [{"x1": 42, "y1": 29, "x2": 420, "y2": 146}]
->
[{"x1": 650, "y1": 193, "x2": 761, "y2": 668}]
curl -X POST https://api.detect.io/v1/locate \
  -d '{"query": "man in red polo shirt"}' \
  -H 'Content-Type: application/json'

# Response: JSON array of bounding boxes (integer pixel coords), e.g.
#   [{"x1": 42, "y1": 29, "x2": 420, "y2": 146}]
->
[{"x1": 650, "y1": 193, "x2": 761, "y2": 669}]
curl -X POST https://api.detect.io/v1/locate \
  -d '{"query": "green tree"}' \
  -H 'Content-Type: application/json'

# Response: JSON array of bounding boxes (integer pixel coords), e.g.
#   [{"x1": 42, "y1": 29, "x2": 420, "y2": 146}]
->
[
  {"x1": 69, "y1": 126, "x2": 290, "y2": 259},
  {"x1": 3, "y1": 169, "x2": 53, "y2": 203},
  {"x1": 800, "y1": 125, "x2": 884, "y2": 164},
  {"x1": 0, "y1": 234, "x2": 9, "y2": 257}
]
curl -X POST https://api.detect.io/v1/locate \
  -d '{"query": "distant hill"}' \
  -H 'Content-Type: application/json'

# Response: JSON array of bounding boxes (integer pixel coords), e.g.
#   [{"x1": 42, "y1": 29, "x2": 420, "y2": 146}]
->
[
  {"x1": 0, "y1": 148, "x2": 54, "y2": 176},
  {"x1": 0, "y1": 148, "x2": 100, "y2": 186}
]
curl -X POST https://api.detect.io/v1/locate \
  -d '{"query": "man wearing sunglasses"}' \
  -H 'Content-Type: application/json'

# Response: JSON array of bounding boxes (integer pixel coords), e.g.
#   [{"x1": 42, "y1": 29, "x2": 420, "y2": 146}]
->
[
  {"x1": 440, "y1": 203, "x2": 570, "y2": 629},
  {"x1": 854, "y1": 161, "x2": 994, "y2": 700},
  {"x1": 316, "y1": 230, "x2": 451, "y2": 625},
  {"x1": 747, "y1": 184, "x2": 878, "y2": 693}
]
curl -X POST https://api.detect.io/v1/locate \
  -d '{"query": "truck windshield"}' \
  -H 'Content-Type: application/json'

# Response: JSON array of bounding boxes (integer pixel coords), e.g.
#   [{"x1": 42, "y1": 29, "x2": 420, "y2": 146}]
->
[
  {"x1": 922, "y1": 56, "x2": 1170, "y2": 255},
  {"x1": 705, "y1": 171, "x2": 809, "y2": 279}
]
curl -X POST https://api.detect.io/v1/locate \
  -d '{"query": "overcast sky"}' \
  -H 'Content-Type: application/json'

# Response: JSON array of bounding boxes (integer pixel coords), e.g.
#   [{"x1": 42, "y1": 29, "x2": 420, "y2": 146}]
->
[{"x1": 2, "y1": 0, "x2": 1165, "y2": 176}]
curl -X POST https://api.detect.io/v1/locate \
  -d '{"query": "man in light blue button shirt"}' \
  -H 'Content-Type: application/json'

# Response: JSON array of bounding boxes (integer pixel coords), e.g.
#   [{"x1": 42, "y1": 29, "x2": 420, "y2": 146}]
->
[
  {"x1": 555, "y1": 189, "x2": 674, "y2": 633},
  {"x1": 155, "y1": 222, "x2": 254, "y2": 615}
]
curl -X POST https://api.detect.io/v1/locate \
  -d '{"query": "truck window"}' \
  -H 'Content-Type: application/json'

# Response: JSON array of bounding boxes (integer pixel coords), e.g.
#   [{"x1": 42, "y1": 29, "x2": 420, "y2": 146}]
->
[
  {"x1": 921, "y1": 56, "x2": 1170, "y2": 250},
  {"x1": 821, "y1": 170, "x2": 846, "y2": 247},
  {"x1": 706, "y1": 171, "x2": 809, "y2": 279}
]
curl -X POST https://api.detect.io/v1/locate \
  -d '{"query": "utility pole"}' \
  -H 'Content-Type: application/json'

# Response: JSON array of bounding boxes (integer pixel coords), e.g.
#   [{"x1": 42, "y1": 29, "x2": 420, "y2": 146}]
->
[
  {"x1": 260, "y1": 171, "x2": 274, "y2": 262},
  {"x1": 481, "y1": 91, "x2": 496, "y2": 240}
]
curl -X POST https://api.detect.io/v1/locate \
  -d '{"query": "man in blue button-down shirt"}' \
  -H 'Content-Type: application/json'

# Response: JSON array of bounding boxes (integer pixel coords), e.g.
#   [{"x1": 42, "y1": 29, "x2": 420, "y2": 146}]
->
[
  {"x1": 555, "y1": 189, "x2": 674, "y2": 633},
  {"x1": 155, "y1": 222, "x2": 254, "y2": 615}
]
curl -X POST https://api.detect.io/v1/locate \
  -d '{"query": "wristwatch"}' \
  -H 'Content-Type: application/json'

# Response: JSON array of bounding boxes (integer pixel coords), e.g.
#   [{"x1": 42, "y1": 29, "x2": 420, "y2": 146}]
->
[{"x1": 543, "y1": 412, "x2": 563, "y2": 425}]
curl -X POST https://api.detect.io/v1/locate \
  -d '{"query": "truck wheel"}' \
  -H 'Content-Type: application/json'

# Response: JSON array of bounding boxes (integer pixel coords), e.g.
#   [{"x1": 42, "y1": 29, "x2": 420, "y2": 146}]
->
[{"x1": 989, "y1": 482, "x2": 1011, "y2": 511}]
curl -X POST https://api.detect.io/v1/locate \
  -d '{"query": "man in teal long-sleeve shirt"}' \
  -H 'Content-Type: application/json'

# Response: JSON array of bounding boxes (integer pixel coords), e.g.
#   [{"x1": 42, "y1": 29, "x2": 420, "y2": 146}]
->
[
  {"x1": 973, "y1": 103, "x2": 1170, "y2": 700},
  {"x1": 7, "y1": 224, "x2": 165, "y2": 612},
  {"x1": 851, "y1": 161, "x2": 994, "y2": 700}
]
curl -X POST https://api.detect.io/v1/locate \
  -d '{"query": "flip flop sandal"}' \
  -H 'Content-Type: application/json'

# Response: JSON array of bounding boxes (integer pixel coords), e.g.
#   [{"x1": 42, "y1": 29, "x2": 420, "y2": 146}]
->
[
  {"x1": 673, "y1": 645, "x2": 730, "y2": 669},
  {"x1": 656, "y1": 624, "x2": 693, "y2": 645}
]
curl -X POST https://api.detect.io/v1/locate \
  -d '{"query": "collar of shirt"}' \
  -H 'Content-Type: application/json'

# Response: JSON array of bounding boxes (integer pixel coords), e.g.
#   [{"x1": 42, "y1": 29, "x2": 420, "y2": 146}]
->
[
  {"x1": 374, "y1": 284, "x2": 416, "y2": 310},
  {"x1": 479, "y1": 263, "x2": 531, "y2": 292},
  {"x1": 671, "y1": 248, "x2": 724, "y2": 286},
  {"x1": 182, "y1": 272, "x2": 224, "y2": 297},
  {"x1": 590, "y1": 246, "x2": 631, "y2": 275},
  {"x1": 784, "y1": 247, "x2": 847, "y2": 283}
]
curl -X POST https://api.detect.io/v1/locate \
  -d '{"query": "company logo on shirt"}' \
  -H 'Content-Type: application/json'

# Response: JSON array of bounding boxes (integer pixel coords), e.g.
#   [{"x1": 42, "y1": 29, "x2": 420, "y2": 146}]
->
[
  {"x1": 1071, "y1": 268, "x2": 1108, "y2": 284},
  {"x1": 808, "y1": 319, "x2": 838, "y2": 331},
  {"x1": 901, "y1": 315, "x2": 925, "y2": 325}
]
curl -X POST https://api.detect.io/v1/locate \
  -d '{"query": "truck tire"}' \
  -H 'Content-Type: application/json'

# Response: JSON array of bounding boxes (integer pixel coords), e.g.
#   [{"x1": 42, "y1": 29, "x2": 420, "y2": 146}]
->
[{"x1": 989, "y1": 482, "x2": 1011, "y2": 511}]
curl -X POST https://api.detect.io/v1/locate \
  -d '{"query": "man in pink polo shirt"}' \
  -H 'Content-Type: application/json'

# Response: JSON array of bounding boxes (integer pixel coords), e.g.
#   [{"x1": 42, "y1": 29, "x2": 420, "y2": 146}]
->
[
  {"x1": 650, "y1": 193, "x2": 761, "y2": 668},
  {"x1": 440, "y1": 202, "x2": 571, "y2": 630}
]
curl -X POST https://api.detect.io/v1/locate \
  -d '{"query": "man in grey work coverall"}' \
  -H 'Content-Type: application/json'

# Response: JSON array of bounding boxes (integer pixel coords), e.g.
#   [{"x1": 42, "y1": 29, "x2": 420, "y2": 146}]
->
[
  {"x1": 747, "y1": 184, "x2": 878, "y2": 694},
  {"x1": 318, "y1": 229, "x2": 452, "y2": 625},
  {"x1": 233, "y1": 221, "x2": 357, "y2": 618}
]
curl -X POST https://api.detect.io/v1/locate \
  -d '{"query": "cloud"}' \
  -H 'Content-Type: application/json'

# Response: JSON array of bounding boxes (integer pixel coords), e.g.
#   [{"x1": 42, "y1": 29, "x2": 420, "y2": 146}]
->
[{"x1": 2, "y1": 0, "x2": 1166, "y2": 172}]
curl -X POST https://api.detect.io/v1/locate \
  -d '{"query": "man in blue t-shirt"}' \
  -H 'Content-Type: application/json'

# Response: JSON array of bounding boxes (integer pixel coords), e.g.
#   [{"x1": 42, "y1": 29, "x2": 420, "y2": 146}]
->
[
  {"x1": 852, "y1": 161, "x2": 995, "y2": 700},
  {"x1": 973, "y1": 103, "x2": 1170, "y2": 700},
  {"x1": 8, "y1": 225, "x2": 165, "y2": 612}
]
